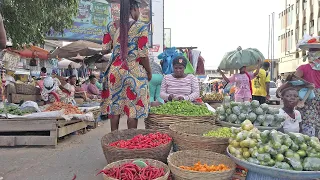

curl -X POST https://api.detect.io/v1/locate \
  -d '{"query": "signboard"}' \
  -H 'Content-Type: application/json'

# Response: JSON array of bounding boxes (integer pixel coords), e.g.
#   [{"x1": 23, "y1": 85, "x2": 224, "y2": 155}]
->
[
  {"x1": 164, "y1": 28, "x2": 171, "y2": 48},
  {"x1": 46, "y1": 0, "x2": 152, "y2": 44}
]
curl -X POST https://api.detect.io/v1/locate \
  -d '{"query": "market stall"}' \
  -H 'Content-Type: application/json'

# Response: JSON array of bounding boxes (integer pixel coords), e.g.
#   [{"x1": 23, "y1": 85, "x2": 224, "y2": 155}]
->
[{"x1": 0, "y1": 102, "x2": 95, "y2": 147}]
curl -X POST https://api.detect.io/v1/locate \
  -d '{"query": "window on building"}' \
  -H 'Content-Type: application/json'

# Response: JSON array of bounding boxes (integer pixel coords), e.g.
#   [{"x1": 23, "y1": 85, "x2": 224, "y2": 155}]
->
[
  {"x1": 310, "y1": 20, "x2": 314, "y2": 35},
  {"x1": 303, "y1": 0, "x2": 307, "y2": 10},
  {"x1": 318, "y1": 13, "x2": 320, "y2": 35},
  {"x1": 288, "y1": 8, "x2": 292, "y2": 25},
  {"x1": 296, "y1": 25, "x2": 300, "y2": 43},
  {"x1": 297, "y1": 0, "x2": 300, "y2": 14},
  {"x1": 303, "y1": 23, "x2": 307, "y2": 35},
  {"x1": 296, "y1": 51, "x2": 300, "y2": 58}
]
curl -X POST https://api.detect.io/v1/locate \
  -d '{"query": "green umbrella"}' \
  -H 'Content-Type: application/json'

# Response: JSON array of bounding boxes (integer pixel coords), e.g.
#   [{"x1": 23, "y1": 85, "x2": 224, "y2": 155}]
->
[{"x1": 218, "y1": 46, "x2": 265, "y2": 70}]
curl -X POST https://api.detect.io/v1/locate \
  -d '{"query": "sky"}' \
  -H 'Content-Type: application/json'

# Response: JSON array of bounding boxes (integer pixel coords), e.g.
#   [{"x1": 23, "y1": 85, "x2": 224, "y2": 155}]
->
[{"x1": 164, "y1": 0, "x2": 282, "y2": 70}]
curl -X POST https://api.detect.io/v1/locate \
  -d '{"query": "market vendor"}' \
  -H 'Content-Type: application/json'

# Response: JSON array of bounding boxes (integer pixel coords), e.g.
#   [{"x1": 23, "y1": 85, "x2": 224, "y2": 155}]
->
[
  {"x1": 218, "y1": 60, "x2": 261, "y2": 102},
  {"x1": 160, "y1": 56, "x2": 200, "y2": 102},
  {"x1": 87, "y1": 75, "x2": 101, "y2": 99},
  {"x1": 41, "y1": 77, "x2": 74, "y2": 104},
  {"x1": 59, "y1": 75, "x2": 77, "y2": 104}
]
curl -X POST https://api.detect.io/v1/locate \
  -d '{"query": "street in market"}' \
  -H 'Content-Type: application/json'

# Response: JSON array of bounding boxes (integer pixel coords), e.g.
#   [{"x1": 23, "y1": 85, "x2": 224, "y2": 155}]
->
[{"x1": 1, "y1": 0, "x2": 320, "y2": 180}]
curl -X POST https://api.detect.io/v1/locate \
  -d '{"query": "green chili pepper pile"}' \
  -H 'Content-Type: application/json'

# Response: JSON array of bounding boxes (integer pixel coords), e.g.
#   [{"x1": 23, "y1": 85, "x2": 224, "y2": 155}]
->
[{"x1": 150, "y1": 101, "x2": 213, "y2": 116}]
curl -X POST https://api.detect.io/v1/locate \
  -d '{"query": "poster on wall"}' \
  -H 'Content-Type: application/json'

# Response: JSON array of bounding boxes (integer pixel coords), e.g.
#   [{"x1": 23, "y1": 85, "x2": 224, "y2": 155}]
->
[
  {"x1": 47, "y1": 0, "x2": 152, "y2": 44},
  {"x1": 164, "y1": 28, "x2": 171, "y2": 48}
]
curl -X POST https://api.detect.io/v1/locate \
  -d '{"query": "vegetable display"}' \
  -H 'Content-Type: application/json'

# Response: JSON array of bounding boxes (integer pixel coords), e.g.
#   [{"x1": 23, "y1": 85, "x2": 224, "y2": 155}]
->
[
  {"x1": 228, "y1": 120, "x2": 320, "y2": 171},
  {"x1": 150, "y1": 101, "x2": 213, "y2": 116},
  {"x1": 179, "y1": 161, "x2": 230, "y2": 172},
  {"x1": 0, "y1": 105, "x2": 33, "y2": 116},
  {"x1": 98, "y1": 161, "x2": 166, "y2": 180},
  {"x1": 45, "y1": 102, "x2": 83, "y2": 115},
  {"x1": 216, "y1": 97, "x2": 285, "y2": 127},
  {"x1": 203, "y1": 127, "x2": 232, "y2": 138},
  {"x1": 202, "y1": 93, "x2": 224, "y2": 102},
  {"x1": 109, "y1": 132, "x2": 172, "y2": 149}
]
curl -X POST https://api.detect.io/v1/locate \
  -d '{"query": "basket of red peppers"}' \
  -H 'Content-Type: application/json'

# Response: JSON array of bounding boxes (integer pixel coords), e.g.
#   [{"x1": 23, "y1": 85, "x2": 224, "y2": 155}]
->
[
  {"x1": 101, "y1": 129, "x2": 172, "y2": 163},
  {"x1": 98, "y1": 159, "x2": 170, "y2": 180}
]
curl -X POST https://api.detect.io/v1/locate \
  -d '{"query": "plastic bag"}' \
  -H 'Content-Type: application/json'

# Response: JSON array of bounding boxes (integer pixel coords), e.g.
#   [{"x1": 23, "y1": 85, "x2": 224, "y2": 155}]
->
[
  {"x1": 20, "y1": 101, "x2": 41, "y2": 112},
  {"x1": 286, "y1": 157, "x2": 303, "y2": 171},
  {"x1": 183, "y1": 53, "x2": 195, "y2": 74}
]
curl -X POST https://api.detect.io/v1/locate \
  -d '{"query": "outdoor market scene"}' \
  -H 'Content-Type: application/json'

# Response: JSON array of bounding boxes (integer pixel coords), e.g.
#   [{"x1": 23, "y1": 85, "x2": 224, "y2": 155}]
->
[{"x1": 1, "y1": 0, "x2": 320, "y2": 180}]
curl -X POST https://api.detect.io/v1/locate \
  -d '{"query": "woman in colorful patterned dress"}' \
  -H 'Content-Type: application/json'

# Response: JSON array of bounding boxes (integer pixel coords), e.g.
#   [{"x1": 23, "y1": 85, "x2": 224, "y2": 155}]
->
[
  {"x1": 295, "y1": 48, "x2": 320, "y2": 138},
  {"x1": 101, "y1": 0, "x2": 152, "y2": 131}
]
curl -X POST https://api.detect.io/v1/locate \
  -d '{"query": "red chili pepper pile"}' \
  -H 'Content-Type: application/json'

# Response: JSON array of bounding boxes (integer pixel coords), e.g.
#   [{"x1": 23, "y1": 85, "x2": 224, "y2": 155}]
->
[
  {"x1": 98, "y1": 162, "x2": 166, "y2": 180},
  {"x1": 109, "y1": 132, "x2": 172, "y2": 149}
]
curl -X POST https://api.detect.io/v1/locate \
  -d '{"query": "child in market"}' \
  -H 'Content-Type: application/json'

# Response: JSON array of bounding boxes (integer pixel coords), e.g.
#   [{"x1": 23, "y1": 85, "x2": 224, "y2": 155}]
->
[{"x1": 277, "y1": 85, "x2": 302, "y2": 133}]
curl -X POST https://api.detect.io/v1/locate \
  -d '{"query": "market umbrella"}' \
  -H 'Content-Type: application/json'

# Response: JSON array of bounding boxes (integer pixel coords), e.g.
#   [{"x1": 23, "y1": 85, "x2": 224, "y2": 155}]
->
[
  {"x1": 7, "y1": 45, "x2": 49, "y2": 60},
  {"x1": 58, "y1": 59, "x2": 81, "y2": 69},
  {"x1": 218, "y1": 46, "x2": 265, "y2": 71},
  {"x1": 49, "y1": 40, "x2": 103, "y2": 59}
]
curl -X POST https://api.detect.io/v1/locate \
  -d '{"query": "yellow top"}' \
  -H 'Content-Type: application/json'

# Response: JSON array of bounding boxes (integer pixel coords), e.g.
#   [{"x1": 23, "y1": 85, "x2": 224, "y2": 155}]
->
[{"x1": 251, "y1": 69, "x2": 270, "y2": 96}]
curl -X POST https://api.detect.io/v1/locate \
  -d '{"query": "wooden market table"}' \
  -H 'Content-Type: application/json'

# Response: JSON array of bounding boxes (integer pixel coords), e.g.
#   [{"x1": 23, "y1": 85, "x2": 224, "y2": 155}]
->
[{"x1": 0, "y1": 118, "x2": 87, "y2": 147}]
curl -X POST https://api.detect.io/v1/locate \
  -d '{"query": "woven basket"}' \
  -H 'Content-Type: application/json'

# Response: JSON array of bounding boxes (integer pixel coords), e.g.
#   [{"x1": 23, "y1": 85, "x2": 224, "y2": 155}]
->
[
  {"x1": 169, "y1": 122, "x2": 229, "y2": 154},
  {"x1": 168, "y1": 150, "x2": 236, "y2": 180},
  {"x1": 145, "y1": 114, "x2": 215, "y2": 132},
  {"x1": 102, "y1": 159, "x2": 170, "y2": 180},
  {"x1": 15, "y1": 83, "x2": 40, "y2": 95},
  {"x1": 101, "y1": 129, "x2": 172, "y2": 163}
]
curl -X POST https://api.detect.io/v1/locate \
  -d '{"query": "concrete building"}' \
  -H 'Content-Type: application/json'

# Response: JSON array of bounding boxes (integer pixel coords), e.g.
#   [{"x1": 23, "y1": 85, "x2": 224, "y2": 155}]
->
[{"x1": 278, "y1": 0, "x2": 320, "y2": 74}]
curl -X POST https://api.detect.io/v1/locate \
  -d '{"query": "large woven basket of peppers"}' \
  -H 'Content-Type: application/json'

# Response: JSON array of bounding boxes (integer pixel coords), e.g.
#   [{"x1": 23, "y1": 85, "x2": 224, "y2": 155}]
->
[
  {"x1": 169, "y1": 122, "x2": 231, "y2": 154},
  {"x1": 146, "y1": 101, "x2": 215, "y2": 132},
  {"x1": 167, "y1": 150, "x2": 236, "y2": 180},
  {"x1": 98, "y1": 159, "x2": 170, "y2": 180},
  {"x1": 101, "y1": 129, "x2": 172, "y2": 164}
]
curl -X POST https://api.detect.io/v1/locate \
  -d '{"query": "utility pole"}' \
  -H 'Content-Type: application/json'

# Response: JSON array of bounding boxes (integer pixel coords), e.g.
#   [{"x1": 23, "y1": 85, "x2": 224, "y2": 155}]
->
[{"x1": 268, "y1": 14, "x2": 271, "y2": 59}]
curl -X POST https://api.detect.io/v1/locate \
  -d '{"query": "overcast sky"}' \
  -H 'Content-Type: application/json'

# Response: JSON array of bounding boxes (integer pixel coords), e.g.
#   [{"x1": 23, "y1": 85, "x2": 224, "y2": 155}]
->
[{"x1": 164, "y1": 0, "x2": 281, "y2": 70}]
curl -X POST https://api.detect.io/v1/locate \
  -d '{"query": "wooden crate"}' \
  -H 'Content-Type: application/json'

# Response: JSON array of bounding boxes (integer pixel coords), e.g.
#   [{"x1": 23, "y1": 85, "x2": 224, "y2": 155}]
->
[
  {"x1": 57, "y1": 119, "x2": 87, "y2": 138},
  {"x1": 0, "y1": 118, "x2": 57, "y2": 147},
  {"x1": 0, "y1": 118, "x2": 89, "y2": 147}
]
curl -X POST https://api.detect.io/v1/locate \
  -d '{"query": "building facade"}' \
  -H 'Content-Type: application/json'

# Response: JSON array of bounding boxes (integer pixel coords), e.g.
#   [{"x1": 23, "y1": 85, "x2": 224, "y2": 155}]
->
[{"x1": 278, "y1": 0, "x2": 320, "y2": 74}]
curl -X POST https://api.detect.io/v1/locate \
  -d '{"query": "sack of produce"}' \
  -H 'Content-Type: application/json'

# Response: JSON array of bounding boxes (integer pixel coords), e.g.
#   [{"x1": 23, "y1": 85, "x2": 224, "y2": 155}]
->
[
  {"x1": 98, "y1": 159, "x2": 170, "y2": 180},
  {"x1": 101, "y1": 129, "x2": 172, "y2": 163},
  {"x1": 218, "y1": 47, "x2": 265, "y2": 71},
  {"x1": 228, "y1": 120, "x2": 320, "y2": 172},
  {"x1": 20, "y1": 101, "x2": 41, "y2": 113}
]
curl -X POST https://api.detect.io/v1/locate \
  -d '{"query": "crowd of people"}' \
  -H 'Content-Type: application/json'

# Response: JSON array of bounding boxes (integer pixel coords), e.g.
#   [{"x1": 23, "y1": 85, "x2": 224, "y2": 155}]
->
[{"x1": 39, "y1": 66, "x2": 103, "y2": 105}]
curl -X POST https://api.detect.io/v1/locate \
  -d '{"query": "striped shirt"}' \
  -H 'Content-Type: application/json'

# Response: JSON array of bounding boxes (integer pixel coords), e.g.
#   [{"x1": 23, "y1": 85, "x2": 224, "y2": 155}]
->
[{"x1": 160, "y1": 74, "x2": 200, "y2": 101}]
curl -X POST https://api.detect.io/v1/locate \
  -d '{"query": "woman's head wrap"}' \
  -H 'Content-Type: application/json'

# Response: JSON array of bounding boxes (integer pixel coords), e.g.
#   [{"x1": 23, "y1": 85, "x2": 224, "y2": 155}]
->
[{"x1": 172, "y1": 56, "x2": 187, "y2": 68}]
